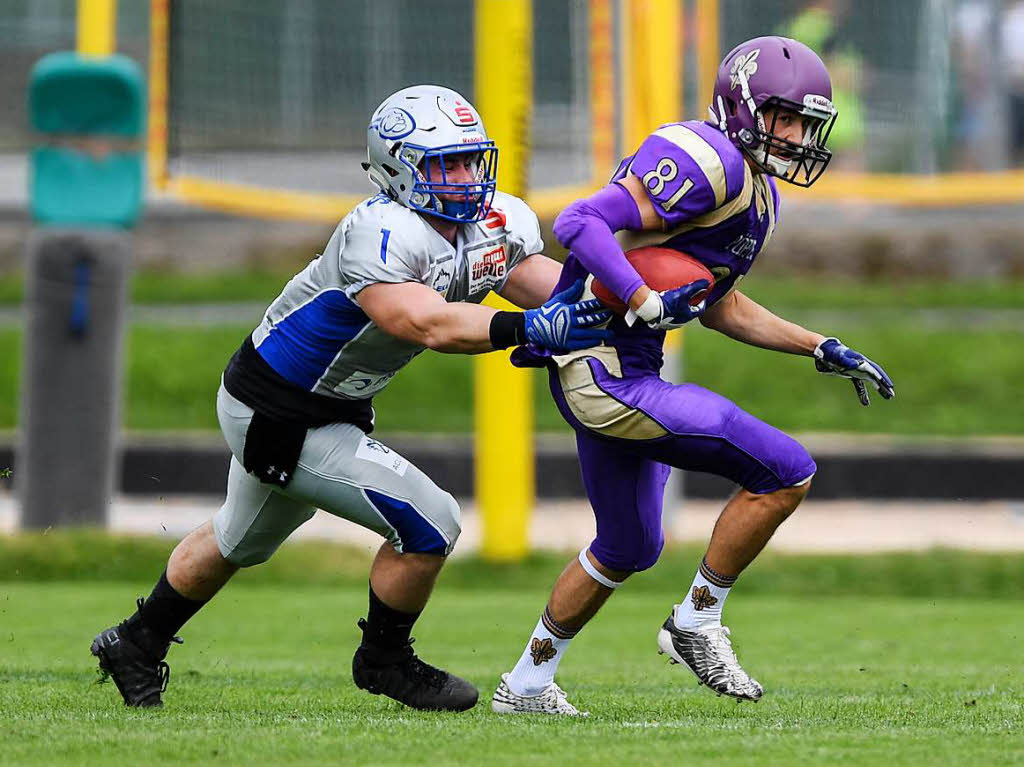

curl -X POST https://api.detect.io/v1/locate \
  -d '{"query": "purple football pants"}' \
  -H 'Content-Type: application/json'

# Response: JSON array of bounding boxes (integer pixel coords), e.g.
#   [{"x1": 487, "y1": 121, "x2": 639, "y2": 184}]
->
[{"x1": 551, "y1": 358, "x2": 816, "y2": 573}]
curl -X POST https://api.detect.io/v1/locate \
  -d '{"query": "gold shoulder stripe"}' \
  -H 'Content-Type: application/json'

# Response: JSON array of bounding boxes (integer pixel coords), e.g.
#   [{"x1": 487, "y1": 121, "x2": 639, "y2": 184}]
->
[
  {"x1": 753, "y1": 175, "x2": 777, "y2": 246},
  {"x1": 614, "y1": 162, "x2": 753, "y2": 252},
  {"x1": 652, "y1": 124, "x2": 728, "y2": 208}
]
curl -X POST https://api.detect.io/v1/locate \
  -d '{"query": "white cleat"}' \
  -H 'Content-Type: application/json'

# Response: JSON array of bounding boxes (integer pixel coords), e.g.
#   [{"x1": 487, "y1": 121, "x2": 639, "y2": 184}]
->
[
  {"x1": 491, "y1": 673, "x2": 589, "y2": 716},
  {"x1": 657, "y1": 611, "x2": 764, "y2": 702}
]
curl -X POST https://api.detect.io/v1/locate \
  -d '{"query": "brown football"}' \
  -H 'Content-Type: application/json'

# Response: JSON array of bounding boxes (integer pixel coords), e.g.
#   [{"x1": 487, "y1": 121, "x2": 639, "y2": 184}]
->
[{"x1": 591, "y1": 246, "x2": 715, "y2": 316}]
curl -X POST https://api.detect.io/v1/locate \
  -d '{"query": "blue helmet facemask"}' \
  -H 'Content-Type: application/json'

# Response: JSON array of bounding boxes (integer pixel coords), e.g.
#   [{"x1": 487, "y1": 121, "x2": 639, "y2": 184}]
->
[{"x1": 403, "y1": 142, "x2": 499, "y2": 223}]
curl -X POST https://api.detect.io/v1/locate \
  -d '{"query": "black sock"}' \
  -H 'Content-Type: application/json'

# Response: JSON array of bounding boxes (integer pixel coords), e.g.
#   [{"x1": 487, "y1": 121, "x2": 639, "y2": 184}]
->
[
  {"x1": 126, "y1": 570, "x2": 208, "y2": 650},
  {"x1": 360, "y1": 583, "x2": 421, "y2": 651}
]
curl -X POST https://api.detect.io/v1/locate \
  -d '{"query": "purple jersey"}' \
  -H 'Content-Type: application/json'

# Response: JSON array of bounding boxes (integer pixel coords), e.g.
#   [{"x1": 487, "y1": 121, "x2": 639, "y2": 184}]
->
[{"x1": 550, "y1": 120, "x2": 780, "y2": 375}]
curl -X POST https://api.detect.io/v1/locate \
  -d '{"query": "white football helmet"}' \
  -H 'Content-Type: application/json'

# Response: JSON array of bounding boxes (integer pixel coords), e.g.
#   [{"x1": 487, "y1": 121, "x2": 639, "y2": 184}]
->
[{"x1": 363, "y1": 84, "x2": 498, "y2": 223}]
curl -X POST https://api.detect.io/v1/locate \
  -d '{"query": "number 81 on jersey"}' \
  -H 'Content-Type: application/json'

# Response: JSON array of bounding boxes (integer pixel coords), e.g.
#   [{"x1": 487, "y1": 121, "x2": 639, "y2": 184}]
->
[{"x1": 642, "y1": 157, "x2": 694, "y2": 213}]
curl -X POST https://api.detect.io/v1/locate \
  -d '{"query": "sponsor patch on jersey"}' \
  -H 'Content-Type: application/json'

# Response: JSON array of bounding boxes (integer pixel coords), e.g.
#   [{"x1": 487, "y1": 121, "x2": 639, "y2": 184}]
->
[
  {"x1": 355, "y1": 435, "x2": 409, "y2": 476},
  {"x1": 332, "y1": 369, "x2": 397, "y2": 397},
  {"x1": 465, "y1": 240, "x2": 507, "y2": 295},
  {"x1": 432, "y1": 264, "x2": 453, "y2": 295}
]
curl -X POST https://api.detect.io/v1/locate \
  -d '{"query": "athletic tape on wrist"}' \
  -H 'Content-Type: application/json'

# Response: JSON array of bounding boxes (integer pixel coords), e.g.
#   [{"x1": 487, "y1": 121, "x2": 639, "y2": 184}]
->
[
  {"x1": 625, "y1": 290, "x2": 662, "y2": 328},
  {"x1": 578, "y1": 547, "x2": 621, "y2": 589}
]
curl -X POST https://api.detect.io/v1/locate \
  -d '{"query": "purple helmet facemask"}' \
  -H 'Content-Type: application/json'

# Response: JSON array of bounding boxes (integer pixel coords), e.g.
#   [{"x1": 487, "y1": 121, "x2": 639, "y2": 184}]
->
[{"x1": 710, "y1": 36, "x2": 837, "y2": 187}]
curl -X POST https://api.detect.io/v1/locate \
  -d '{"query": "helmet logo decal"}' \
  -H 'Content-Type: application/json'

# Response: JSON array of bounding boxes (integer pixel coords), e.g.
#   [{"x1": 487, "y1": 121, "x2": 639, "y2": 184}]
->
[
  {"x1": 729, "y1": 48, "x2": 760, "y2": 91},
  {"x1": 376, "y1": 108, "x2": 416, "y2": 140},
  {"x1": 437, "y1": 96, "x2": 479, "y2": 127}
]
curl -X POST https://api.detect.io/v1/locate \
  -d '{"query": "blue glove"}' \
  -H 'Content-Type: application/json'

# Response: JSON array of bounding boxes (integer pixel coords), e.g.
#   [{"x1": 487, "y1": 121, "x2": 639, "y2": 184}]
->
[
  {"x1": 813, "y1": 337, "x2": 895, "y2": 406},
  {"x1": 524, "y1": 279, "x2": 613, "y2": 353},
  {"x1": 625, "y1": 280, "x2": 711, "y2": 330}
]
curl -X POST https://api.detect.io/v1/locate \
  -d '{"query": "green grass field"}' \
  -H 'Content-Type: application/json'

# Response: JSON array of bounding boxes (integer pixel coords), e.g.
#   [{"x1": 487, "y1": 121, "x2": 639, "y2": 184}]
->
[
  {"x1": 2, "y1": 270, "x2": 1024, "y2": 309},
  {"x1": 1, "y1": 535, "x2": 1021, "y2": 766},
  {"x1": 0, "y1": 274, "x2": 1021, "y2": 434},
  {"x1": 1, "y1": 318, "x2": 1020, "y2": 435}
]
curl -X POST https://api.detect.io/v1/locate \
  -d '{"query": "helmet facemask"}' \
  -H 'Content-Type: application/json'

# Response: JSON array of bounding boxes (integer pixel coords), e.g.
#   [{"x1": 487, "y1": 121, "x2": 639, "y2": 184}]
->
[
  {"x1": 400, "y1": 142, "x2": 498, "y2": 223},
  {"x1": 726, "y1": 61, "x2": 837, "y2": 187}
]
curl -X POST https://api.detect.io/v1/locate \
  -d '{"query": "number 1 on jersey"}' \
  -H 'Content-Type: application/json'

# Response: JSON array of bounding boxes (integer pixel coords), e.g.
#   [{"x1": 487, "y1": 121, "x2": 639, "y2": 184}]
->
[{"x1": 660, "y1": 177, "x2": 694, "y2": 212}]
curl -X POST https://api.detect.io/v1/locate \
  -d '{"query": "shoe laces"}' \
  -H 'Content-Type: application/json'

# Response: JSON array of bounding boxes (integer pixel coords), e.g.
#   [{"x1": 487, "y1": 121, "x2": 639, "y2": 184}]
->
[
  {"x1": 357, "y1": 620, "x2": 447, "y2": 690},
  {"x1": 403, "y1": 648, "x2": 447, "y2": 691},
  {"x1": 548, "y1": 683, "x2": 584, "y2": 715},
  {"x1": 704, "y1": 626, "x2": 748, "y2": 679}
]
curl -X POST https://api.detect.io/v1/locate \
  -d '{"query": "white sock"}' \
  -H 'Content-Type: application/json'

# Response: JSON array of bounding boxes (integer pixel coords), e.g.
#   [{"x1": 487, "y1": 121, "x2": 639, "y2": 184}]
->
[
  {"x1": 504, "y1": 607, "x2": 578, "y2": 696},
  {"x1": 673, "y1": 556, "x2": 737, "y2": 630}
]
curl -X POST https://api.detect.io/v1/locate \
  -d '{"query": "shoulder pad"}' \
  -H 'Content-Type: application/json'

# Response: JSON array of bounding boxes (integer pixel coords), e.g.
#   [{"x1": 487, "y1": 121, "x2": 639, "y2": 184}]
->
[
  {"x1": 482, "y1": 191, "x2": 536, "y2": 235},
  {"x1": 630, "y1": 121, "x2": 748, "y2": 224}
]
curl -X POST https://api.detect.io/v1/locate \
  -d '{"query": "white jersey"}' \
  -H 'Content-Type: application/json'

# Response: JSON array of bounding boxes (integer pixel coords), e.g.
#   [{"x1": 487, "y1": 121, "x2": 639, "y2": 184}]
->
[{"x1": 250, "y1": 191, "x2": 542, "y2": 400}]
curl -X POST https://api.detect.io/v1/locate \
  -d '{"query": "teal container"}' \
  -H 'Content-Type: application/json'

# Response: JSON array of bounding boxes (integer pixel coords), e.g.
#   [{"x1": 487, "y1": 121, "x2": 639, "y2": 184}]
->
[{"x1": 28, "y1": 52, "x2": 144, "y2": 227}]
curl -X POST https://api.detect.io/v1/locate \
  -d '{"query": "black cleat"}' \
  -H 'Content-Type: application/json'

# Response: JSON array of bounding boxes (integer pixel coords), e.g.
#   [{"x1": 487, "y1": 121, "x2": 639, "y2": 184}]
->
[
  {"x1": 352, "y1": 620, "x2": 478, "y2": 712},
  {"x1": 90, "y1": 598, "x2": 182, "y2": 708}
]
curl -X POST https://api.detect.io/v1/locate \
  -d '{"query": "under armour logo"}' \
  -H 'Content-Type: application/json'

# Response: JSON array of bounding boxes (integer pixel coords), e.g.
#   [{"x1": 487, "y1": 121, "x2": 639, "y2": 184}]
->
[{"x1": 266, "y1": 465, "x2": 289, "y2": 483}]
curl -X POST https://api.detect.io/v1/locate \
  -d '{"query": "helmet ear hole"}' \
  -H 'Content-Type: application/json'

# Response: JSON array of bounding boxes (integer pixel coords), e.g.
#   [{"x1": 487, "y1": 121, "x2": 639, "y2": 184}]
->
[
  {"x1": 366, "y1": 166, "x2": 391, "y2": 194},
  {"x1": 727, "y1": 98, "x2": 737, "y2": 117}
]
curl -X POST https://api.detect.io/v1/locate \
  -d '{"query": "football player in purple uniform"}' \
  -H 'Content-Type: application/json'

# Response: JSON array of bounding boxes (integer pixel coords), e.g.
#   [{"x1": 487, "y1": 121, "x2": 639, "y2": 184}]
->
[{"x1": 492, "y1": 37, "x2": 894, "y2": 715}]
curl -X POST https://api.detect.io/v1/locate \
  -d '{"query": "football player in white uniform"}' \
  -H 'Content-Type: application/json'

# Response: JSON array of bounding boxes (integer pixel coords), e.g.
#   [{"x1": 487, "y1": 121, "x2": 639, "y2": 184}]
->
[{"x1": 90, "y1": 85, "x2": 610, "y2": 712}]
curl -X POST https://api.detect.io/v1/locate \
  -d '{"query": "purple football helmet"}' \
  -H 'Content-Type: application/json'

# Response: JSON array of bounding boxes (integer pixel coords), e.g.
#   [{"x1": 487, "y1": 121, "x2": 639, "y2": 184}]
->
[{"x1": 710, "y1": 36, "x2": 837, "y2": 187}]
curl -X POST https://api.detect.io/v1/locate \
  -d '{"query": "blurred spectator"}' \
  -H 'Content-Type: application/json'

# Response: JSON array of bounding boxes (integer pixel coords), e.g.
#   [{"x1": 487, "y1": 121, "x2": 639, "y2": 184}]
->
[
  {"x1": 1003, "y1": 0, "x2": 1024, "y2": 165},
  {"x1": 953, "y1": 1, "x2": 996, "y2": 169},
  {"x1": 781, "y1": 0, "x2": 866, "y2": 170},
  {"x1": 952, "y1": 0, "x2": 1024, "y2": 170}
]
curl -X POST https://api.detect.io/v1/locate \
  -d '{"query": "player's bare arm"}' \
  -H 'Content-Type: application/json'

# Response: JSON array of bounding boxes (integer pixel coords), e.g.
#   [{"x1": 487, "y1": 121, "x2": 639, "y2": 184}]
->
[
  {"x1": 357, "y1": 280, "x2": 499, "y2": 354},
  {"x1": 699, "y1": 288, "x2": 824, "y2": 355},
  {"x1": 358, "y1": 272, "x2": 611, "y2": 356},
  {"x1": 497, "y1": 253, "x2": 564, "y2": 309}
]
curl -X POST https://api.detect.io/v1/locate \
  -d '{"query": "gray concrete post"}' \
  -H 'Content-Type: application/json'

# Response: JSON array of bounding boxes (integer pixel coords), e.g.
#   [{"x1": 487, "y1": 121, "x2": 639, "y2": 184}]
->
[{"x1": 18, "y1": 229, "x2": 130, "y2": 528}]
